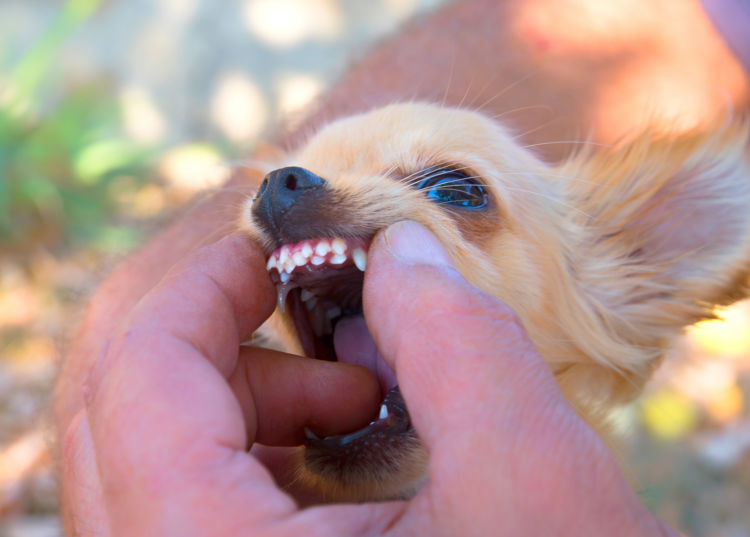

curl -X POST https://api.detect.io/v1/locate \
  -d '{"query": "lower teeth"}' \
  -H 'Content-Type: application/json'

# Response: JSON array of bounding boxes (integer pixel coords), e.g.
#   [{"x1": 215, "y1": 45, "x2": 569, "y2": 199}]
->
[{"x1": 304, "y1": 386, "x2": 410, "y2": 447}]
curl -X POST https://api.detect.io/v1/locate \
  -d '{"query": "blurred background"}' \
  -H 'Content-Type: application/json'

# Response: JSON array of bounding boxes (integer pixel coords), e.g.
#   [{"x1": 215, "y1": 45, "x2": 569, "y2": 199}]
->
[{"x1": 0, "y1": 1, "x2": 748, "y2": 536}]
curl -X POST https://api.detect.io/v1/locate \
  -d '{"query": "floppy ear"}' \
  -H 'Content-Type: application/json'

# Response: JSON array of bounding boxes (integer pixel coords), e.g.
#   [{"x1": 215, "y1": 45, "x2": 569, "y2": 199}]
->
[{"x1": 551, "y1": 123, "x2": 750, "y2": 408}]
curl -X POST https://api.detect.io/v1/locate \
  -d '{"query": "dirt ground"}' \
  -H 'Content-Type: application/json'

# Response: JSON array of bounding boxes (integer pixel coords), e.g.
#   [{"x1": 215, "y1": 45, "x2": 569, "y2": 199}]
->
[{"x1": 0, "y1": 1, "x2": 748, "y2": 536}]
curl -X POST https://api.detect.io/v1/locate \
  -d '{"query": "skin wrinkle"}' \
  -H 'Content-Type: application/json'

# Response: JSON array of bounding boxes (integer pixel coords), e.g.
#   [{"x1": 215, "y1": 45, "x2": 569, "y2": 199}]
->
[
  {"x1": 61, "y1": 412, "x2": 112, "y2": 537},
  {"x1": 111, "y1": 343, "x2": 245, "y2": 469}
]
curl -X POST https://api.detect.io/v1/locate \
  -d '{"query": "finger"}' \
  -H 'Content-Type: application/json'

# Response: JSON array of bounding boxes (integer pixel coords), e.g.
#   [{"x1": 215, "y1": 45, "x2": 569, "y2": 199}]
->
[
  {"x1": 363, "y1": 221, "x2": 568, "y2": 451},
  {"x1": 53, "y1": 169, "x2": 259, "y2": 440},
  {"x1": 230, "y1": 346, "x2": 381, "y2": 445},
  {"x1": 362, "y1": 221, "x2": 592, "y2": 533},
  {"x1": 86, "y1": 233, "x2": 300, "y2": 534},
  {"x1": 363, "y1": 222, "x2": 668, "y2": 537},
  {"x1": 60, "y1": 410, "x2": 112, "y2": 537}
]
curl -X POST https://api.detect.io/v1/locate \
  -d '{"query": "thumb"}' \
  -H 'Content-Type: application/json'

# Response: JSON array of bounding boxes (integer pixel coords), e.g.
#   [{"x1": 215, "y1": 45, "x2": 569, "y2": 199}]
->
[
  {"x1": 362, "y1": 220, "x2": 566, "y2": 454},
  {"x1": 362, "y1": 221, "x2": 672, "y2": 537}
]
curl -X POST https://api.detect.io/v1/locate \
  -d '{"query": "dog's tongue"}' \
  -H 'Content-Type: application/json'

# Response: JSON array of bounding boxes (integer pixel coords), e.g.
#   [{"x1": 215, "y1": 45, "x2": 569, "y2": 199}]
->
[{"x1": 333, "y1": 315, "x2": 397, "y2": 395}]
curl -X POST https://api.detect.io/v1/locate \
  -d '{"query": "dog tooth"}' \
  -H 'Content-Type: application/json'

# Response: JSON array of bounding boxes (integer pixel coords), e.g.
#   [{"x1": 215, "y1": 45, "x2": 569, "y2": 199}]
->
[
  {"x1": 352, "y1": 248, "x2": 367, "y2": 272},
  {"x1": 283, "y1": 259, "x2": 296, "y2": 273},
  {"x1": 293, "y1": 252, "x2": 307, "y2": 266},
  {"x1": 301, "y1": 289, "x2": 314, "y2": 302},
  {"x1": 279, "y1": 246, "x2": 290, "y2": 264},
  {"x1": 304, "y1": 296, "x2": 317, "y2": 310},
  {"x1": 326, "y1": 306, "x2": 341, "y2": 320},
  {"x1": 276, "y1": 281, "x2": 297, "y2": 314},
  {"x1": 315, "y1": 241, "x2": 331, "y2": 256},
  {"x1": 301, "y1": 243, "x2": 313, "y2": 258},
  {"x1": 311, "y1": 255, "x2": 325, "y2": 265},
  {"x1": 280, "y1": 272, "x2": 291, "y2": 284},
  {"x1": 330, "y1": 254, "x2": 346, "y2": 265},
  {"x1": 331, "y1": 238, "x2": 347, "y2": 255},
  {"x1": 304, "y1": 427, "x2": 320, "y2": 441},
  {"x1": 378, "y1": 404, "x2": 389, "y2": 420},
  {"x1": 266, "y1": 256, "x2": 277, "y2": 271}
]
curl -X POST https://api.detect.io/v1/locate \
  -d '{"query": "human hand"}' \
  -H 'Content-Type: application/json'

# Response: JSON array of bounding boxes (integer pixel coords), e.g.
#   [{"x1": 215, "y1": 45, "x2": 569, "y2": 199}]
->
[{"x1": 60, "y1": 221, "x2": 679, "y2": 536}]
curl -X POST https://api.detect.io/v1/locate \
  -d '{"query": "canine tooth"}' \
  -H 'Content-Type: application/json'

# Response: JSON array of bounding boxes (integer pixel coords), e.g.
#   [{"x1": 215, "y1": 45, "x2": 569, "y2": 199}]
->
[
  {"x1": 279, "y1": 246, "x2": 290, "y2": 264},
  {"x1": 266, "y1": 257, "x2": 277, "y2": 271},
  {"x1": 304, "y1": 427, "x2": 320, "y2": 441},
  {"x1": 331, "y1": 238, "x2": 347, "y2": 255},
  {"x1": 301, "y1": 289, "x2": 314, "y2": 302},
  {"x1": 330, "y1": 254, "x2": 346, "y2": 265},
  {"x1": 304, "y1": 297, "x2": 317, "y2": 310},
  {"x1": 301, "y1": 243, "x2": 313, "y2": 258},
  {"x1": 279, "y1": 271, "x2": 290, "y2": 283},
  {"x1": 311, "y1": 256, "x2": 325, "y2": 265},
  {"x1": 293, "y1": 252, "x2": 307, "y2": 266},
  {"x1": 326, "y1": 306, "x2": 341, "y2": 319},
  {"x1": 378, "y1": 404, "x2": 389, "y2": 420},
  {"x1": 352, "y1": 248, "x2": 367, "y2": 272},
  {"x1": 315, "y1": 241, "x2": 331, "y2": 256},
  {"x1": 283, "y1": 259, "x2": 296, "y2": 273},
  {"x1": 276, "y1": 282, "x2": 295, "y2": 313}
]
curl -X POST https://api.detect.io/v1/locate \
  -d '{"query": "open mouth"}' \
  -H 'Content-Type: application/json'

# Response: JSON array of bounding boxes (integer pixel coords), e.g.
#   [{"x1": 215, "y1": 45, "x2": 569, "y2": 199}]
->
[{"x1": 265, "y1": 236, "x2": 412, "y2": 450}]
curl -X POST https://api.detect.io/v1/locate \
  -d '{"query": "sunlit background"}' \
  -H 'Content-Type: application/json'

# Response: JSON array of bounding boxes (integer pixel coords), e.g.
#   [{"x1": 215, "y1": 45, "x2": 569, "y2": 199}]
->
[{"x1": 0, "y1": 1, "x2": 748, "y2": 536}]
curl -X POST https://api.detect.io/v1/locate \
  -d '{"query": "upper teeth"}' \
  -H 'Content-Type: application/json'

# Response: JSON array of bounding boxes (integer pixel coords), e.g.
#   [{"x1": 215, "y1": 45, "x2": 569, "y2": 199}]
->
[
  {"x1": 266, "y1": 237, "x2": 369, "y2": 279},
  {"x1": 331, "y1": 238, "x2": 347, "y2": 255}
]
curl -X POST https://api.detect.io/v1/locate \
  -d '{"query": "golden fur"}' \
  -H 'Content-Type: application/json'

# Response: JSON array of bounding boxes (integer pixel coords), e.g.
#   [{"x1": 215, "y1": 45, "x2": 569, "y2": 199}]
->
[{"x1": 243, "y1": 103, "x2": 750, "y2": 501}]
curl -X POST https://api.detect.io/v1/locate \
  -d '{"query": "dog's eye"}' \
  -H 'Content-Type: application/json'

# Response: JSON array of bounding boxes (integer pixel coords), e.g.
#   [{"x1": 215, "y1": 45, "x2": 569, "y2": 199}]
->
[{"x1": 416, "y1": 168, "x2": 488, "y2": 209}]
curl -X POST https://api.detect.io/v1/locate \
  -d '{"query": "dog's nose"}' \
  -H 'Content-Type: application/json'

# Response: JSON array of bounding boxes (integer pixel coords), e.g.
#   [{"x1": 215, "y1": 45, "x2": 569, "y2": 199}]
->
[{"x1": 252, "y1": 166, "x2": 328, "y2": 240}]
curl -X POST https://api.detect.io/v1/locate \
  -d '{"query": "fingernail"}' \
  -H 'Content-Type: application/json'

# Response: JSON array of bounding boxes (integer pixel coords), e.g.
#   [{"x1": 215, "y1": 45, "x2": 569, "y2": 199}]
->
[{"x1": 382, "y1": 221, "x2": 455, "y2": 268}]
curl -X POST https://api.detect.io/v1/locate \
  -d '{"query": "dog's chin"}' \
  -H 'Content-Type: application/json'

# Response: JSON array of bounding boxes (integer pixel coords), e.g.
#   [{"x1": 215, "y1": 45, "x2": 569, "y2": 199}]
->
[{"x1": 264, "y1": 236, "x2": 428, "y2": 501}]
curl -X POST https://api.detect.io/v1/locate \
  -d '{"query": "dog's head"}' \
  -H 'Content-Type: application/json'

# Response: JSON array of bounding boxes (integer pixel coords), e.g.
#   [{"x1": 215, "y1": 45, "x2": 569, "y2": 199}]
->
[{"x1": 242, "y1": 103, "x2": 750, "y2": 501}]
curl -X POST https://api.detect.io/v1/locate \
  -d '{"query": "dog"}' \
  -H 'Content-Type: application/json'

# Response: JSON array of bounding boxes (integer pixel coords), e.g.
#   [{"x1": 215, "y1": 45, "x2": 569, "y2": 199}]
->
[{"x1": 242, "y1": 102, "x2": 750, "y2": 502}]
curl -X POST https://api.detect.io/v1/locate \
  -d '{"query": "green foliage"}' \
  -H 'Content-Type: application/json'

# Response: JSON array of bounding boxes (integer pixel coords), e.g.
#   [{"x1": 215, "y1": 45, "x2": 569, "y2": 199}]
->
[{"x1": 0, "y1": 0, "x2": 158, "y2": 254}]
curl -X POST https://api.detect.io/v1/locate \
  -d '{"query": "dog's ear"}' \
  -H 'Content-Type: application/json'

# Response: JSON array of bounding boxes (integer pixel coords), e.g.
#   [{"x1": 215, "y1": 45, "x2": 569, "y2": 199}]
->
[
  {"x1": 552, "y1": 124, "x2": 750, "y2": 408},
  {"x1": 570, "y1": 123, "x2": 750, "y2": 321}
]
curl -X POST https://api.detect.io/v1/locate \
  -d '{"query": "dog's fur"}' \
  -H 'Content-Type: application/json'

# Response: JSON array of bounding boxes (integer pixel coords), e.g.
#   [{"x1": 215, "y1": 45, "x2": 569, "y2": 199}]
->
[{"x1": 243, "y1": 103, "x2": 750, "y2": 501}]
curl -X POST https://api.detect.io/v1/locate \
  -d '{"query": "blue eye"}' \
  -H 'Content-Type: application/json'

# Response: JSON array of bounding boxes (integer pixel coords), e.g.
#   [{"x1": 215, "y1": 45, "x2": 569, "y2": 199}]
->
[{"x1": 416, "y1": 168, "x2": 488, "y2": 209}]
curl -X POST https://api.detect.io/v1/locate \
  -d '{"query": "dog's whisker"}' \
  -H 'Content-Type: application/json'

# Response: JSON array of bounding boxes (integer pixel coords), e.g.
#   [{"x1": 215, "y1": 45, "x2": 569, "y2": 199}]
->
[
  {"x1": 504, "y1": 187, "x2": 593, "y2": 218},
  {"x1": 488, "y1": 104, "x2": 554, "y2": 122},
  {"x1": 523, "y1": 140, "x2": 613, "y2": 150},
  {"x1": 472, "y1": 70, "x2": 541, "y2": 114},
  {"x1": 500, "y1": 171, "x2": 601, "y2": 186}
]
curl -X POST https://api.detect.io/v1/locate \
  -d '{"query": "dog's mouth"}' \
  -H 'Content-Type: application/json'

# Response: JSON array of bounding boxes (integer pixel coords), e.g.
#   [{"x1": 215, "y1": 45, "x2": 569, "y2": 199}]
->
[{"x1": 265, "y1": 236, "x2": 412, "y2": 450}]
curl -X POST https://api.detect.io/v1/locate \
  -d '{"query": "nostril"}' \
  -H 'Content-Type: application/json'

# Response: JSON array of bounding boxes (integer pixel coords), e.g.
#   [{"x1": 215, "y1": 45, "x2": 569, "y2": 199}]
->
[
  {"x1": 284, "y1": 173, "x2": 298, "y2": 191},
  {"x1": 255, "y1": 166, "x2": 326, "y2": 208}
]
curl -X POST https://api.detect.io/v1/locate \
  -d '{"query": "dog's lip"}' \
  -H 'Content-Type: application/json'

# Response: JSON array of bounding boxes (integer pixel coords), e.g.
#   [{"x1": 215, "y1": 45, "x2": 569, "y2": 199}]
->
[{"x1": 304, "y1": 385, "x2": 411, "y2": 449}]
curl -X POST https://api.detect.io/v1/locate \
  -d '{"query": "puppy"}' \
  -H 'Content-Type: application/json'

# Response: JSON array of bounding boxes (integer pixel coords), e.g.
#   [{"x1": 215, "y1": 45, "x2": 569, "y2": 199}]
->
[{"x1": 242, "y1": 103, "x2": 750, "y2": 502}]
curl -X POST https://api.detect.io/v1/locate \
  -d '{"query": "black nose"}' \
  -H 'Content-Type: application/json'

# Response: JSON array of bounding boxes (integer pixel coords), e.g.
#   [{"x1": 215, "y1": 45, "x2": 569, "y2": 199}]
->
[{"x1": 252, "y1": 166, "x2": 328, "y2": 242}]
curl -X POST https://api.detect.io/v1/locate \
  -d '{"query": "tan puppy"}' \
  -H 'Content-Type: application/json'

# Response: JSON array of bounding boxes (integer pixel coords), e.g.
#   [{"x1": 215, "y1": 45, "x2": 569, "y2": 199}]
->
[{"x1": 243, "y1": 103, "x2": 750, "y2": 502}]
